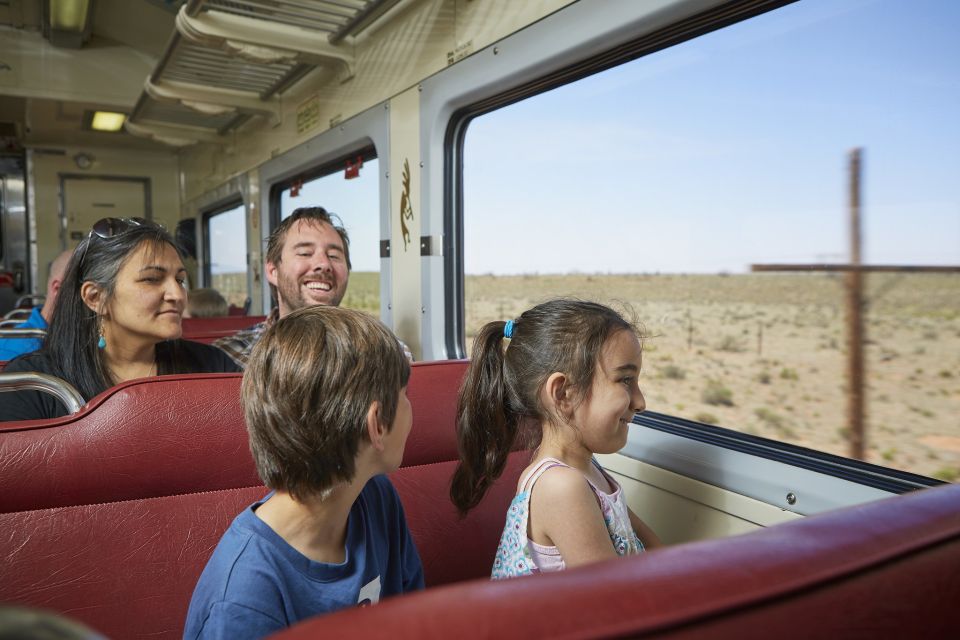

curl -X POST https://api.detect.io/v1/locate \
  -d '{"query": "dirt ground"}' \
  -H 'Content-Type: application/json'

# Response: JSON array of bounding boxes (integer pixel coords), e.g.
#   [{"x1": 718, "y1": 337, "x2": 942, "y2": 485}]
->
[{"x1": 463, "y1": 273, "x2": 960, "y2": 481}]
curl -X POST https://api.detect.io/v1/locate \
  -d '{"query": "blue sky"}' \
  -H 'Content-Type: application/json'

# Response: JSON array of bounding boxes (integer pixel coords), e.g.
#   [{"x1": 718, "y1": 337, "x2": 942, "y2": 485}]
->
[
  {"x1": 464, "y1": 0, "x2": 960, "y2": 274},
  {"x1": 212, "y1": 0, "x2": 959, "y2": 276}
]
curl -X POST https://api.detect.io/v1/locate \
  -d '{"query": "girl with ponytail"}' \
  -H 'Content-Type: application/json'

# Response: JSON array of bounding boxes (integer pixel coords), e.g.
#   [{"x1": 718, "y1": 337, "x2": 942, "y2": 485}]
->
[{"x1": 451, "y1": 299, "x2": 661, "y2": 578}]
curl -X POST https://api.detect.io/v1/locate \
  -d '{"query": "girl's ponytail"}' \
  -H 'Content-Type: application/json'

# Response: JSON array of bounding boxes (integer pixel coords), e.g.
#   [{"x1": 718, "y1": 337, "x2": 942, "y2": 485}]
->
[
  {"x1": 450, "y1": 320, "x2": 520, "y2": 515},
  {"x1": 450, "y1": 299, "x2": 639, "y2": 516}
]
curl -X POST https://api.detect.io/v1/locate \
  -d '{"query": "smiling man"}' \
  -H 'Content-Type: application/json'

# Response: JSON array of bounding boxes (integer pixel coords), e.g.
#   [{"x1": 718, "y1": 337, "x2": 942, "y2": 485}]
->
[{"x1": 214, "y1": 207, "x2": 411, "y2": 367}]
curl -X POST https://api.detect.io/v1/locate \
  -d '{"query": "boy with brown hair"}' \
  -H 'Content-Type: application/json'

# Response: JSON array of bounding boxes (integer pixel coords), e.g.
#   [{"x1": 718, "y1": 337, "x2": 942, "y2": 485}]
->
[{"x1": 184, "y1": 305, "x2": 423, "y2": 639}]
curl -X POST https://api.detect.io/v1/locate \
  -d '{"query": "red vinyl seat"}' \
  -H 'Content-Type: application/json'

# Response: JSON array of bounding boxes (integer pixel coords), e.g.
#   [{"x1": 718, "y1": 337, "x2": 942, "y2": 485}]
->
[
  {"x1": 180, "y1": 315, "x2": 265, "y2": 344},
  {"x1": 272, "y1": 481, "x2": 960, "y2": 639},
  {"x1": 0, "y1": 360, "x2": 525, "y2": 639}
]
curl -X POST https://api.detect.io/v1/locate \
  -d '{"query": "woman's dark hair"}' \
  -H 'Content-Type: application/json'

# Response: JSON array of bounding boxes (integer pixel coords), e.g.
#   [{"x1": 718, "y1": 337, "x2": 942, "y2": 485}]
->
[
  {"x1": 450, "y1": 299, "x2": 638, "y2": 515},
  {"x1": 42, "y1": 221, "x2": 188, "y2": 401}
]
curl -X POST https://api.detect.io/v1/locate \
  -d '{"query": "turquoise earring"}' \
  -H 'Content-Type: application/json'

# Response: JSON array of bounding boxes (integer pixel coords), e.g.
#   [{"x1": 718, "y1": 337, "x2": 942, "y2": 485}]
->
[{"x1": 97, "y1": 318, "x2": 106, "y2": 349}]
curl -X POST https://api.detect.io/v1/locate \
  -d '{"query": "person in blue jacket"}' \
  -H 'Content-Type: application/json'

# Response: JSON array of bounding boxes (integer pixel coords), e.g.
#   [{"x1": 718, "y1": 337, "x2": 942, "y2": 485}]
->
[
  {"x1": 0, "y1": 249, "x2": 73, "y2": 360},
  {"x1": 184, "y1": 305, "x2": 424, "y2": 639}
]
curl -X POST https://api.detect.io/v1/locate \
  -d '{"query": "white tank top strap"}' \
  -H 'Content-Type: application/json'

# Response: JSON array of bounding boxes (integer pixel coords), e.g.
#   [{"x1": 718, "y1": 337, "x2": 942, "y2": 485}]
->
[
  {"x1": 519, "y1": 457, "x2": 570, "y2": 494},
  {"x1": 587, "y1": 457, "x2": 616, "y2": 496}
]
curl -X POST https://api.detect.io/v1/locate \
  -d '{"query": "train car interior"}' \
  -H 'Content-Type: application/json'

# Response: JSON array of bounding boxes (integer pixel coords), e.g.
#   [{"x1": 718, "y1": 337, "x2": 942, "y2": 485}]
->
[{"x1": 0, "y1": 0, "x2": 958, "y2": 637}]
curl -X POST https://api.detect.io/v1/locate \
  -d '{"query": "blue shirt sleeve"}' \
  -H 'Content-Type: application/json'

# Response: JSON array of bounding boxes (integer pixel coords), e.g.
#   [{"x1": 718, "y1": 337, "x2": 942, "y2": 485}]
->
[{"x1": 187, "y1": 601, "x2": 285, "y2": 640}]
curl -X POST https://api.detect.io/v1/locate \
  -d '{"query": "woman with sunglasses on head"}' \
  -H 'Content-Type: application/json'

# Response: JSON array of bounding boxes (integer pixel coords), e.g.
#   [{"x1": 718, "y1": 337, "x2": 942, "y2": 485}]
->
[{"x1": 0, "y1": 217, "x2": 241, "y2": 422}]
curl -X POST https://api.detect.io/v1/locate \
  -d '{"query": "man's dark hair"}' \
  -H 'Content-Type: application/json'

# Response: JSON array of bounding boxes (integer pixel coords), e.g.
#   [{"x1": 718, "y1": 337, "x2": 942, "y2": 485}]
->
[{"x1": 266, "y1": 207, "x2": 351, "y2": 270}]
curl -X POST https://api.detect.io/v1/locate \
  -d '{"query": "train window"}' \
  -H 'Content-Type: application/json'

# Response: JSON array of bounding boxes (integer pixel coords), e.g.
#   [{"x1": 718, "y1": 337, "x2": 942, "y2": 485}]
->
[
  {"x1": 461, "y1": 0, "x2": 959, "y2": 479},
  {"x1": 277, "y1": 155, "x2": 380, "y2": 315},
  {"x1": 202, "y1": 201, "x2": 248, "y2": 309}
]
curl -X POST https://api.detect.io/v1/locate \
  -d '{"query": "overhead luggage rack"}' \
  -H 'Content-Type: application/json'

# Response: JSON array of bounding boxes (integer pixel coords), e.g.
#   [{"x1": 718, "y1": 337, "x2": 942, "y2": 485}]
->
[{"x1": 126, "y1": 0, "x2": 402, "y2": 145}]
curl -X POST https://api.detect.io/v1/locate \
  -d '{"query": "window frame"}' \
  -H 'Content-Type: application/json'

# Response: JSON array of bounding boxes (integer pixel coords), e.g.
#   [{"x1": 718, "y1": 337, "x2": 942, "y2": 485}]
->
[
  {"x1": 200, "y1": 196, "x2": 245, "y2": 291},
  {"x1": 257, "y1": 103, "x2": 391, "y2": 322},
  {"x1": 419, "y1": 0, "x2": 945, "y2": 491}
]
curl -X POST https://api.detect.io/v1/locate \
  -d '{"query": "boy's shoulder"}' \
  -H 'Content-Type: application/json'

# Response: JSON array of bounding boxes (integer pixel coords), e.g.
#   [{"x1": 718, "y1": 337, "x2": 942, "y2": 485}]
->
[
  {"x1": 357, "y1": 475, "x2": 407, "y2": 520},
  {"x1": 184, "y1": 504, "x2": 291, "y2": 639}
]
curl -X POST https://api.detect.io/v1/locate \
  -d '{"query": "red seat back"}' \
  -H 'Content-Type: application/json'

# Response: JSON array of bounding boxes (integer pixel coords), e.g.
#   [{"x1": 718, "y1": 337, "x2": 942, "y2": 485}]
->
[
  {"x1": 0, "y1": 373, "x2": 257, "y2": 513},
  {"x1": 0, "y1": 360, "x2": 524, "y2": 638},
  {"x1": 273, "y1": 483, "x2": 960, "y2": 639},
  {"x1": 392, "y1": 360, "x2": 528, "y2": 587},
  {"x1": 180, "y1": 315, "x2": 265, "y2": 343}
]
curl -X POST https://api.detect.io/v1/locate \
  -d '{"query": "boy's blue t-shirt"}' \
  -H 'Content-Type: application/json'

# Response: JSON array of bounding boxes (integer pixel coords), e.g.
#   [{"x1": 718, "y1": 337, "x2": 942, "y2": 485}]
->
[{"x1": 183, "y1": 475, "x2": 424, "y2": 640}]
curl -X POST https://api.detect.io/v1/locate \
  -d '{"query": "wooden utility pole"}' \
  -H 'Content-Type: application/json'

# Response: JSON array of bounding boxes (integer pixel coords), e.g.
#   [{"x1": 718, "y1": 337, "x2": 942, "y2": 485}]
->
[
  {"x1": 847, "y1": 149, "x2": 865, "y2": 459},
  {"x1": 752, "y1": 148, "x2": 960, "y2": 460}
]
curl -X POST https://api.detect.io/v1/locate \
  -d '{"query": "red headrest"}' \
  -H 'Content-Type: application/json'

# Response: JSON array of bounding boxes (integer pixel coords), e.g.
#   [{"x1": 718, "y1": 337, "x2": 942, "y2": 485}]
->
[
  {"x1": 0, "y1": 373, "x2": 255, "y2": 513},
  {"x1": 272, "y1": 483, "x2": 960, "y2": 639}
]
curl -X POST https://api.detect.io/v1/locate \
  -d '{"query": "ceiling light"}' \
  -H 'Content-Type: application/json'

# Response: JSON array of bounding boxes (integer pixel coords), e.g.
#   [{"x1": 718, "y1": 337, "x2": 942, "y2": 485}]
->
[
  {"x1": 49, "y1": 0, "x2": 91, "y2": 31},
  {"x1": 90, "y1": 111, "x2": 127, "y2": 132}
]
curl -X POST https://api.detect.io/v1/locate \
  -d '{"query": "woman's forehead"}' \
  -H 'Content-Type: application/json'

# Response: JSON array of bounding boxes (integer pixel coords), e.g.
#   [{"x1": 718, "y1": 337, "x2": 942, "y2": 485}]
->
[{"x1": 123, "y1": 240, "x2": 184, "y2": 270}]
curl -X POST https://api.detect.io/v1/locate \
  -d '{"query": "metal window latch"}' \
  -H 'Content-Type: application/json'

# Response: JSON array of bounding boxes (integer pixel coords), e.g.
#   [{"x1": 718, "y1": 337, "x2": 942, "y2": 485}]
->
[{"x1": 420, "y1": 235, "x2": 443, "y2": 257}]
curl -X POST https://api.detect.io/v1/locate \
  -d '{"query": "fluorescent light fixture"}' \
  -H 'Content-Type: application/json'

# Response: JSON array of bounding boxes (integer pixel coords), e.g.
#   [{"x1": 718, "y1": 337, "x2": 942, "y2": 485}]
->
[
  {"x1": 49, "y1": 0, "x2": 91, "y2": 31},
  {"x1": 90, "y1": 111, "x2": 127, "y2": 132}
]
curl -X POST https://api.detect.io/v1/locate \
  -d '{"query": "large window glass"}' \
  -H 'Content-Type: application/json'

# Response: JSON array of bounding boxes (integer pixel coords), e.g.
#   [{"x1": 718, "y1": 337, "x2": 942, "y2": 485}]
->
[
  {"x1": 203, "y1": 201, "x2": 248, "y2": 309},
  {"x1": 277, "y1": 155, "x2": 380, "y2": 315},
  {"x1": 462, "y1": 0, "x2": 960, "y2": 479}
]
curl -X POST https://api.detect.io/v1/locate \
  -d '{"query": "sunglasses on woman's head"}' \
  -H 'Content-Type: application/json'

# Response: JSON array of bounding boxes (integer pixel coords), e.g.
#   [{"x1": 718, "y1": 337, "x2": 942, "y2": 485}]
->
[
  {"x1": 78, "y1": 217, "x2": 157, "y2": 271},
  {"x1": 90, "y1": 217, "x2": 151, "y2": 239}
]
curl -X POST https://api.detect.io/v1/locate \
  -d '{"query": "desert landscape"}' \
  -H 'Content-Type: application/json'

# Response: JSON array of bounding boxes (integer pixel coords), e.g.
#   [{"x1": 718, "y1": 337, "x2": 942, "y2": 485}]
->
[
  {"x1": 462, "y1": 272, "x2": 960, "y2": 481},
  {"x1": 219, "y1": 270, "x2": 960, "y2": 481}
]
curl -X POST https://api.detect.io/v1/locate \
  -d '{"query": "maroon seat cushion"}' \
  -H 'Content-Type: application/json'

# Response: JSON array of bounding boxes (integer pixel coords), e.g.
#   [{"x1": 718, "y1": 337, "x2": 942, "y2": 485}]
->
[
  {"x1": 0, "y1": 373, "x2": 257, "y2": 513},
  {"x1": 271, "y1": 482, "x2": 960, "y2": 639},
  {"x1": 0, "y1": 360, "x2": 516, "y2": 639}
]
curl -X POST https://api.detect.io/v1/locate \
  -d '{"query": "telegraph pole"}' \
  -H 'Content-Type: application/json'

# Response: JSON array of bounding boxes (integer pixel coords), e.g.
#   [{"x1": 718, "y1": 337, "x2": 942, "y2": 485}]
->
[
  {"x1": 847, "y1": 149, "x2": 865, "y2": 459},
  {"x1": 752, "y1": 149, "x2": 960, "y2": 460}
]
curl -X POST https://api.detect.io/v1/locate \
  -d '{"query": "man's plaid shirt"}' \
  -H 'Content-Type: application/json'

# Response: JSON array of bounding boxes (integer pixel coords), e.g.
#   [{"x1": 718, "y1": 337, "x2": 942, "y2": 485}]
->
[{"x1": 212, "y1": 307, "x2": 414, "y2": 367}]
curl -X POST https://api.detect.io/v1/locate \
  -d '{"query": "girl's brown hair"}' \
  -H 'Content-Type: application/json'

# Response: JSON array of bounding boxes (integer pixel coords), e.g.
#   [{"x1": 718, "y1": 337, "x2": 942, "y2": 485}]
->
[{"x1": 450, "y1": 299, "x2": 637, "y2": 515}]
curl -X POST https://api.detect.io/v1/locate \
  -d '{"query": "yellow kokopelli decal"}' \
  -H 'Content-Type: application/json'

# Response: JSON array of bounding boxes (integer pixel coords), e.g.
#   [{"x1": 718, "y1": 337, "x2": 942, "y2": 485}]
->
[{"x1": 400, "y1": 158, "x2": 414, "y2": 251}]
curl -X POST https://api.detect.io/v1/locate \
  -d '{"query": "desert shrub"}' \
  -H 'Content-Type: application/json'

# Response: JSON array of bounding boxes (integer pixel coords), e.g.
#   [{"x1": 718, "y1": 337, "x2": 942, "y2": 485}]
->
[
  {"x1": 940, "y1": 370, "x2": 954, "y2": 379},
  {"x1": 909, "y1": 405, "x2": 936, "y2": 418},
  {"x1": 780, "y1": 368, "x2": 799, "y2": 381},
  {"x1": 754, "y1": 407, "x2": 785, "y2": 429},
  {"x1": 881, "y1": 448, "x2": 896, "y2": 462},
  {"x1": 932, "y1": 467, "x2": 958, "y2": 483},
  {"x1": 695, "y1": 412, "x2": 719, "y2": 425},
  {"x1": 755, "y1": 407, "x2": 795, "y2": 437},
  {"x1": 702, "y1": 380, "x2": 734, "y2": 406},
  {"x1": 716, "y1": 335, "x2": 745, "y2": 352},
  {"x1": 660, "y1": 364, "x2": 686, "y2": 380},
  {"x1": 756, "y1": 371, "x2": 771, "y2": 384}
]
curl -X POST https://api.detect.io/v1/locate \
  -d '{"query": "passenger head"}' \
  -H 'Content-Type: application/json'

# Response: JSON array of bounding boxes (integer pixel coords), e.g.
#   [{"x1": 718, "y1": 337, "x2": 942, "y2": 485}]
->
[
  {"x1": 0, "y1": 605, "x2": 104, "y2": 640},
  {"x1": 451, "y1": 299, "x2": 643, "y2": 514},
  {"x1": 265, "y1": 207, "x2": 351, "y2": 316},
  {"x1": 47, "y1": 217, "x2": 186, "y2": 398},
  {"x1": 39, "y1": 249, "x2": 76, "y2": 322},
  {"x1": 185, "y1": 288, "x2": 229, "y2": 318},
  {"x1": 243, "y1": 305, "x2": 411, "y2": 501}
]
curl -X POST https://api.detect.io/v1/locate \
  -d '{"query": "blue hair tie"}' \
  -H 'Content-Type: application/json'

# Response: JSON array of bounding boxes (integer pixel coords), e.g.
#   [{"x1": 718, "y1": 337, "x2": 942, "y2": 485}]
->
[{"x1": 504, "y1": 320, "x2": 515, "y2": 339}]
